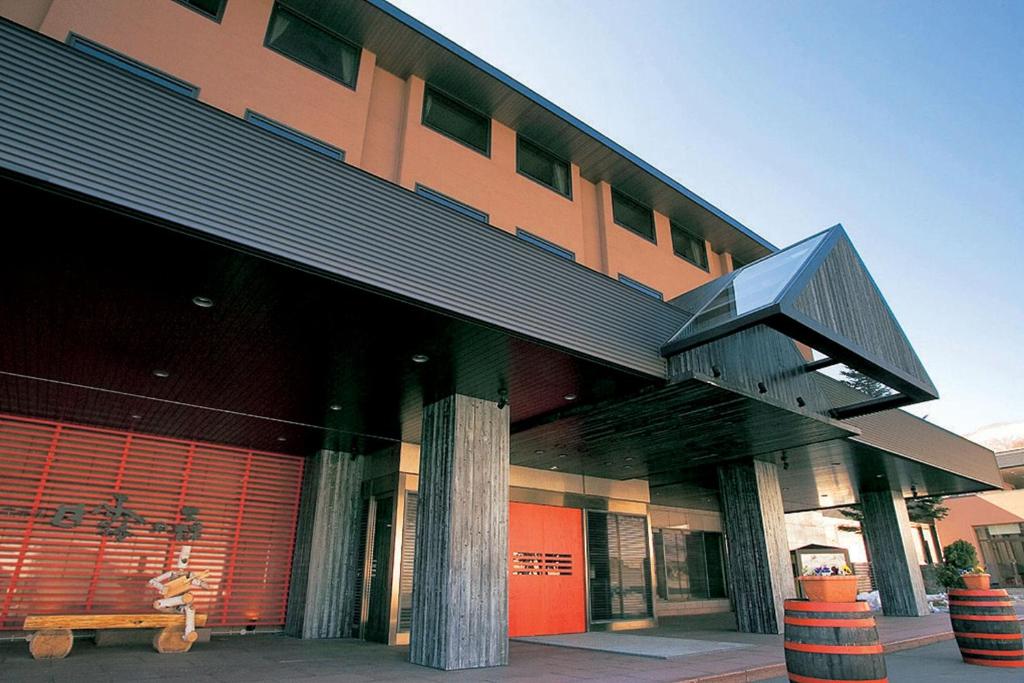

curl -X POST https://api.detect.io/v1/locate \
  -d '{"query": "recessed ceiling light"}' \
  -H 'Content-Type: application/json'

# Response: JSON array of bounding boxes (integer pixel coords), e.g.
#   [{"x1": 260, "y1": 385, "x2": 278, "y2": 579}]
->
[
  {"x1": 563, "y1": 393, "x2": 577, "y2": 401},
  {"x1": 192, "y1": 296, "x2": 214, "y2": 308},
  {"x1": 153, "y1": 369, "x2": 170, "y2": 378},
  {"x1": 329, "y1": 404, "x2": 342, "y2": 411},
  {"x1": 549, "y1": 465, "x2": 559, "y2": 470},
  {"x1": 276, "y1": 436, "x2": 287, "y2": 442},
  {"x1": 559, "y1": 453, "x2": 568, "y2": 458},
  {"x1": 876, "y1": 474, "x2": 885, "y2": 478},
  {"x1": 411, "y1": 354, "x2": 429, "y2": 363},
  {"x1": 625, "y1": 456, "x2": 634, "y2": 462},
  {"x1": 130, "y1": 414, "x2": 142, "y2": 420},
  {"x1": 534, "y1": 449, "x2": 545, "y2": 455}
]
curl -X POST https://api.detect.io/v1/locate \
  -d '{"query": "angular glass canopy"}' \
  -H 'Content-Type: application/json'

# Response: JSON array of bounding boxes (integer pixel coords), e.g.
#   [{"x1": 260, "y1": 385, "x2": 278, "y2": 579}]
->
[{"x1": 662, "y1": 225, "x2": 938, "y2": 418}]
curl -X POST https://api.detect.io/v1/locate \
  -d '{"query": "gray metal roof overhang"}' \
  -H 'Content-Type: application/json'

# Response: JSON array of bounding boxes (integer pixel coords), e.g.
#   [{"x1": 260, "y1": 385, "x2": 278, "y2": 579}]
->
[
  {"x1": 0, "y1": 20, "x2": 1001, "y2": 500},
  {"x1": 283, "y1": 0, "x2": 776, "y2": 265},
  {"x1": 0, "y1": 19, "x2": 684, "y2": 381}
]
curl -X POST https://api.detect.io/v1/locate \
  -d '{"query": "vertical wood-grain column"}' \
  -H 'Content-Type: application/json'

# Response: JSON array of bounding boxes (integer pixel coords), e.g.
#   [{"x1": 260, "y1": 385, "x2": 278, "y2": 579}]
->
[
  {"x1": 860, "y1": 489, "x2": 929, "y2": 617},
  {"x1": 718, "y1": 459, "x2": 796, "y2": 634},
  {"x1": 410, "y1": 393, "x2": 510, "y2": 670},
  {"x1": 285, "y1": 449, "x2": 365, "y2": 638}
]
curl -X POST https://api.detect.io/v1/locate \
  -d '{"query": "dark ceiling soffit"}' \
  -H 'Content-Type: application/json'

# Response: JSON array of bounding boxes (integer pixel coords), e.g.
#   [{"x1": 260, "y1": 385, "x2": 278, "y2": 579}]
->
[
  {"x1": 310, "y1": 0, "x2": 777, "y2": 262},
  {"x1": 0, "y1": 20, "x2": 688, "y2": 380},
  {"x1": 849, "y1": 436, "x2": 1004, "y2": 493},
  {"x1": 659, "y1": 225, "x2": 939, "y2": 415}
]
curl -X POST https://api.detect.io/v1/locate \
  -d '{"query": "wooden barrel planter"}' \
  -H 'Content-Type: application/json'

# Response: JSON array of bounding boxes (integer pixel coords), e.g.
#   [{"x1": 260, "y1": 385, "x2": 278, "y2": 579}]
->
[
  {"x1": 949, "y1": 588, "x2": 1024, "y2": 668},
  {"x1": 783, "y1": 599, "x2": 888, "y2": 683}
]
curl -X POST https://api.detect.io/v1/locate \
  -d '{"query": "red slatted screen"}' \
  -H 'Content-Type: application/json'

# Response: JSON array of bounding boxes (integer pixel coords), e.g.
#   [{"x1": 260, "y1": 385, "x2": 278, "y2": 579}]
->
[{"x1": 0, "y1": 414, "x2": 304, "y2": 630}]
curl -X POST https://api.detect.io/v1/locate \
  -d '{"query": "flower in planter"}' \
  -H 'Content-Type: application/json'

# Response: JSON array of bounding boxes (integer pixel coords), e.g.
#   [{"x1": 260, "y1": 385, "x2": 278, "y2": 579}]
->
[
  {"x1": 804, "y1": 564, "x2": 853, "y2": 577},
  {"x1": 959, "y1": 564, "x2": 987, "y2": 576}
]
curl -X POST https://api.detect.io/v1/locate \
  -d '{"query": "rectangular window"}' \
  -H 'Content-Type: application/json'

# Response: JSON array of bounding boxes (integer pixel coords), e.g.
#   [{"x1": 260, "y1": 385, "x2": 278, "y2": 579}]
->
[
  {"x1": 517, "y1": 136, "x2": 572, "y2": 198},
  {"x1": 516, "y1": 228, "x2": 575, "y2": 261},
  {"x1": 174, "y1": 0, "x2": 227, "y2": 21},
  {"x1": 245, "y1": 111, "x2": 344, "y2": 161},
  {"x1": 264, "y1": 2, "x2": 360, "y2": 88},
  {"x1": 586, "y1": 510, "x2": 654, "y2": 622},
  {"x1": 670, "y1": 222, "x2": 709, "y2": 270},
  {"x1": 618, "y1": 274, "x2": 663, "y2": 301},
  {"x1": 415, "y1": 184, "x2": 489, "y2": 223},
  {"x1": 653, "y1": 529, "x2": 727, "y2": 601},
  {"x1": 611, "y1": 189, "x2": 656, "y2": 242},
  {"x1": 422, "y1": 86, "x2": 490, "y2": 155},
  {"x1": 68, "y1": 35, "x2": 198, "y2": 98}
]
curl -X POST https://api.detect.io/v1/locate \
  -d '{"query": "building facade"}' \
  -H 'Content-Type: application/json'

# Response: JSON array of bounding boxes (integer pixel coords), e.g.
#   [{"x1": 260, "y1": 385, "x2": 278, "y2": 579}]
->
[
  {"x1": 0, "y1": 0, "x2": 1003, "y2": 671},
  {"x1": 937, "y1": 449, "x2": 1024, "y2": 588}
]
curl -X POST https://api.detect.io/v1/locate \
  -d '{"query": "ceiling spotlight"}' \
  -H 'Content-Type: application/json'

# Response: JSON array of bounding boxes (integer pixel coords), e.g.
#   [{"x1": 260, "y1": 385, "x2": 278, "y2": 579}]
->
[
  {"x1": 276, "y1": 436, "x2": 287, "y2": 442},
  {"x1": 411, "y1": 353, "x2": 429, "y2": 364},
  {"x1": 191, "y1": 296, "x2": 214, "y2": 308},
  {"x1": 329, "y1": 404, "x2": 342, "y2": 412},
  {"x1": 875, "y1": 474, "x2": 885, "y2": 479},
  {"x1": 130, "y1": 414, "x2": 142, "y2": 420},
  {"x1": 563, "y1": 393, "x2": 577, "y2": 401},
  {"x1": 153, "y1": 369, "x2": 170, "y2": 378}
]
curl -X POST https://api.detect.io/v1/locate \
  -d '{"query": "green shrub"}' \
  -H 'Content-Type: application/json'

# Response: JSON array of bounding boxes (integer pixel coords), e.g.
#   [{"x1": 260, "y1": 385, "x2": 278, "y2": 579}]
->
[{"x1": 935, "y1": 539, "x2": 980, "y2": 590}]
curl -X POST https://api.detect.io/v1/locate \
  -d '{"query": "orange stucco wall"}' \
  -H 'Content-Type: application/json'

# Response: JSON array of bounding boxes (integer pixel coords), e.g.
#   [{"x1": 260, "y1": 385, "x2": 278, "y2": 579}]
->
[
  {"x1": 936, "y1": 493, "x2": 1024, "y2": 555},
  {"x1": 3, "y1": 0, "x2": 748, "y2": 300}
]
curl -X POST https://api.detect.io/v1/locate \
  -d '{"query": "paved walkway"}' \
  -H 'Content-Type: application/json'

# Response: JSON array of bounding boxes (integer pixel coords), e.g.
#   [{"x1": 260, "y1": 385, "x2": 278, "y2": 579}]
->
[{"x1": 0, "y1": 609, "x2": 1017, "y2": 682}]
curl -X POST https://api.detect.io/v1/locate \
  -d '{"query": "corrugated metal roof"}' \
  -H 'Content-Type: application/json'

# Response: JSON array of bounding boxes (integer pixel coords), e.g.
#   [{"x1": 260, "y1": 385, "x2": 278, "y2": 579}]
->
[
  {"x1": 0, "y1": 18, "x2": 684, "y2": 380},
  {"x1": 282, "y1": 0, "x2": 777, "y2": 264}
]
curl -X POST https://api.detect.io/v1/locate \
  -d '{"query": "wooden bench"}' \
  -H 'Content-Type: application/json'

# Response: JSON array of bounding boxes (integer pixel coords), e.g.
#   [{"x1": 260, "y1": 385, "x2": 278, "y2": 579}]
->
[{"x1": 23, "y1": 613, "x2": 208, "y2": 659}]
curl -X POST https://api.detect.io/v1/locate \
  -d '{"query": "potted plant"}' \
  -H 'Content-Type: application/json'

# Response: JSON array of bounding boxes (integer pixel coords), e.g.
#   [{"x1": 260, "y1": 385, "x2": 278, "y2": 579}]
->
[
  {"x1": 800, "y1": 564, "x2": 858, "y2": 603},
  {"x1": 961, "y1": 565, "x2": 991, "y2": 590}
]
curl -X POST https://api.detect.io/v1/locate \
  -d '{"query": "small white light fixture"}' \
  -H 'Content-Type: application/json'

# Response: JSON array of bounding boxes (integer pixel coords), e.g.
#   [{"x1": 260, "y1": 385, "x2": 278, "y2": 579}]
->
[
  {"x1": 329, "y1": 404, "x2": 342, "y2": 412},
  {"x1": 130, "y1": 414, "x2": 142, "y2": 420},
  {"x1": 563, "y1": 393, "x2": 577, "y2": 401},
  {"x1": 276, "y1": 436, "x2": 287, "y2": 442},
  {"x1": 411, "y1": 354, "x2": 429, "y2": 364},
  {"x1": 559, "y1": 453, "x2": 568, "y2": 459},
  {"x1": 549, "y1": 465, "x2": 559, "y2": 470},
  {"x1": 192, "y1": 296, "x2": 214, "y2": 308},
  {"x1": 624, "y1": 456, "x2": 634, "y2": 462},
  {"x1": 153, "y1": 369, "x2": 170, "y2": 378},
  {"x1": 534, "y1": 449, "x2": 545, "y2": 455}
]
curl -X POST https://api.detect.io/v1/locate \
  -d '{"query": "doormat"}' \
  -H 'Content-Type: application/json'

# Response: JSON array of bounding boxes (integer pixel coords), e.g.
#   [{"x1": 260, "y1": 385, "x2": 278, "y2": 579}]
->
[{"x1": 514, "y1": 632, "x2": 751, "y2": 659}]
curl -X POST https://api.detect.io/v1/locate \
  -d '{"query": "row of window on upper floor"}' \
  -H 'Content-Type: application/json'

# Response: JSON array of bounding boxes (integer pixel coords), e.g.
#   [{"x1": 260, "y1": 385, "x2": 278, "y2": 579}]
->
[{"x1": 69, "y1": 0, "x2": 713, "y2": 279}]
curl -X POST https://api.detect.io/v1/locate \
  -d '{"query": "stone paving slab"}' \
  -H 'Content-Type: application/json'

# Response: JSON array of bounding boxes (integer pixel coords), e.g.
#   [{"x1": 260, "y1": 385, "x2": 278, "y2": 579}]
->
[{"x1": 515, "y1": 633, "x2": 751, "y2": 659}]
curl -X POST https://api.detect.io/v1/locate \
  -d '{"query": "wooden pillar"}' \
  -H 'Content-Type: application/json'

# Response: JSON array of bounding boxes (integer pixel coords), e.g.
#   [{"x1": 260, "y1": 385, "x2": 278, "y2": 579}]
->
[
  {"x1": 860, "y1": 489, "x2": 929, "y2": 617},
  {"x1": 410, "y1": 393, "x2": 509, "y2": 670},
  {"x1": 718, "y1": 459, "x2": 796, "y2": 634},
  {"x1": 285, "y1": 449, "x2": 365, "y2": 638}
]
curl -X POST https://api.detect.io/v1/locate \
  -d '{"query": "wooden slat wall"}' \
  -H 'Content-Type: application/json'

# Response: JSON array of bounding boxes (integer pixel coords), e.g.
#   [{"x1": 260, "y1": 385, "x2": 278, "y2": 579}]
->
[
  {"x1": 860, "y1": 489, "x2": 929, "y2": 616},
  {"x1": 793, "y1": 237, "x2": 934, "y2": 393},
  {"x1": 410, "y1": 394, "x2": 509, "y2": 670},
  {"x1": 668, "y1": 324, "x2": 832, "y2": 417},
  {"x1": 0, "y1": 414, "x2": 303, "y2": 630},
  {"x1": 717, "y1": 459, "x2": 795, "y2": 634}
]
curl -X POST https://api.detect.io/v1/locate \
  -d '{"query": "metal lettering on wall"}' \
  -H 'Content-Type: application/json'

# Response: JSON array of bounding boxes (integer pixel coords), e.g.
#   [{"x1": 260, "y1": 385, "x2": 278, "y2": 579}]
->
[
  {"x1": 0, "y1": 414, "x2": 304, "y2": 630},
  {"x1": 2, "y1": 494, "x2": 202, "y2": 542}
]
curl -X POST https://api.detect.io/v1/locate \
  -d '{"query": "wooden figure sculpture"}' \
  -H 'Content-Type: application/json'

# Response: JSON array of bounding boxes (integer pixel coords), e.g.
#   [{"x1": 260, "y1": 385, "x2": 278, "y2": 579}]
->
[{"x1": 147, "y1": 545, "x2": 211, "y2": 652}]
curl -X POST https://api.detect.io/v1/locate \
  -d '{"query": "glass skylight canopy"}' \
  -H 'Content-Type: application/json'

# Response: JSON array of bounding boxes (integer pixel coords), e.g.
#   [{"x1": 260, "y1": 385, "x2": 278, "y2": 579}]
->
[{"x1": 662, "y1": 225, "x2": 938, "y2": 419}]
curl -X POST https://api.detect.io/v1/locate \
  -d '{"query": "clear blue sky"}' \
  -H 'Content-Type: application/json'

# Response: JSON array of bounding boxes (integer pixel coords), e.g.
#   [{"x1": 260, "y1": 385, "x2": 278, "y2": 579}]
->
[{"x1": 390, "y1": 0, "x2": 1023, "y2": 437}]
